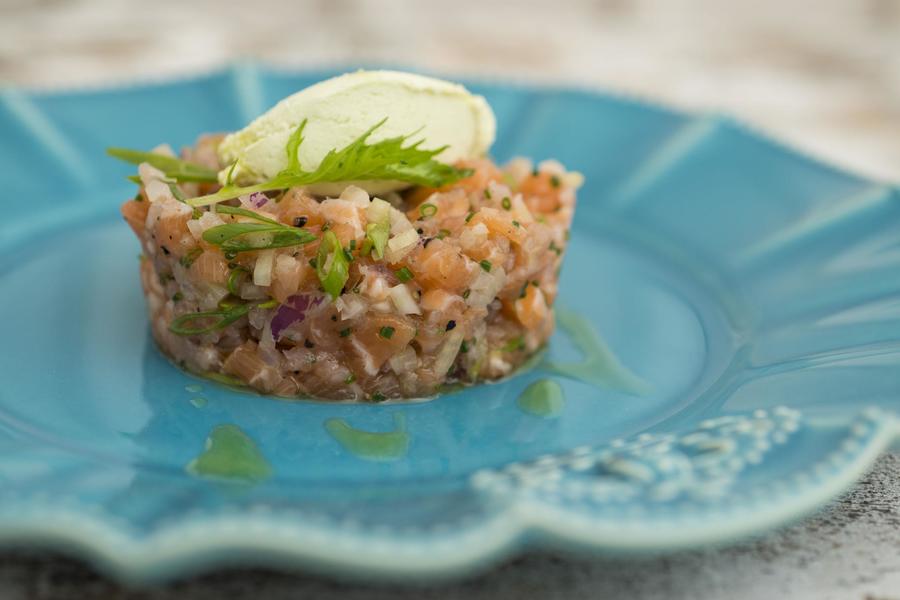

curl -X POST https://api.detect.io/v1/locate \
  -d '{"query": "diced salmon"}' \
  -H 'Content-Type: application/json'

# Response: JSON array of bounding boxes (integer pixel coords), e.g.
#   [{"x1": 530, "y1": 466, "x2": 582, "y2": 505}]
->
[
  {"x1": 154, "y1": 211, "x2": 193, "y2": 258},
  {"x1": 469, "y1": 207, "x2": 528, "y2": 245},
  {"x1": 121, "y1": 199, "x2": 149, "y2": 238},
  {"x1": 350, "y1": 313, "x2": 416, "y2": 371},
  {"x1": 407, "y1": 239, "x2": 473, "y2": 293},
  {"x1": 273, "y1": 188, "x2": 324, "y2": 228},
  {"x1": 189, "y1": 250, "x2": 229, "y2": 285},
  {"x1": 518, "y1": 173, "x2": 562, "y2": 214},
  {"x1": 271, "y1": 254, "x2": 305, "y2": 303},
  {"x1": 514, "y1": 284, "x2": 548, "y2": 330}
]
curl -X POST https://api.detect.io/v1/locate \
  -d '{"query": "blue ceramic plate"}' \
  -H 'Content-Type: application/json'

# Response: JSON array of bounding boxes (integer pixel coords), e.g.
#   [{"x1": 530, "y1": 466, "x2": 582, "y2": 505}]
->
[{"x1": 0, "y1": 65, "x2": 898, "y2": 583}]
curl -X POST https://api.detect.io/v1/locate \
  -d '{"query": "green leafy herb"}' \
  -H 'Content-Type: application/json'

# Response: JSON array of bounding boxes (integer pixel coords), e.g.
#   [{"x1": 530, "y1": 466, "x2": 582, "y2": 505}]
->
[
  {"x1": 512, "y1": 220, "x2": 521, "y2": 228},
  {"x1": 106, "y1": 148, "x2": 219, "y2": 183},
  {"x1": 501, "y1": 196, "x2": 511, "y2": 210},
  {"x1": 379, "y1": 326, "x2": 395, "y2": 339},
  {"x1": 339, "y1": 327, "x2": 353, "y2": 338},
  {"x1": 395, "y1": 267, "x2": 414, "y2": 282},
  {"x1": 479, "y1": 259, "x2": 492, "y2": 272},
  {"x1": 179, "y1": 247, "x2": 203, "y2": 268},
  {"x1": 345, "y1": 373, "x2": 356, "y2": 384},
  {"x1": 168, "y1": 182, "x2": 187, "y2": 202},
  {"x1": 465, "y1": 210, "x2": 475, "y2": 223},
  {"x1": 317, "y1": 231, "x2": 350, "y2": 299},
  {"x1": 188, "y1": 119, "x2": 473, "y2": 207},
  {"x1": 202, "y1": 205, "x2": 315, "y2": 254}
]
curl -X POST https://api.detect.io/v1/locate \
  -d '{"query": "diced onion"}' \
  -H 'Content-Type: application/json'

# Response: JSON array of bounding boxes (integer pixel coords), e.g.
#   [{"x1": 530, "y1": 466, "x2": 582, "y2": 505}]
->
[
  {"x1": 367, "y1": 198, "x2": 392, "y2": 225},
  {"x1": 388, "y1": 284, "x2": 421, "y2": 315},
  {"x1": 340, "y1": 185, "x2": 370, "y2": 208},
  {"x1": 253, "y1": 249, "x2": 275, "y2": 286},
  {"x1": 434, "y1": 330, "x2": 464, "y2": 377},
  {"x1": 388, "y1": 346, "x2": 418, "y2": 373},
  {"x1": 385, "y1": 228, "x2": 419, "y2": 263},
  {"x1": 335, "y1": 293, "x2": 367, "y2": 320}
]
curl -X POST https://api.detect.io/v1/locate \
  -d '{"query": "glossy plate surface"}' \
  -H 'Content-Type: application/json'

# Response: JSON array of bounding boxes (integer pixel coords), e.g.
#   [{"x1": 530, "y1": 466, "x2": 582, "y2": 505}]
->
[{"x1": 0, "y1": 65, "x2": 898, "y2": 583}]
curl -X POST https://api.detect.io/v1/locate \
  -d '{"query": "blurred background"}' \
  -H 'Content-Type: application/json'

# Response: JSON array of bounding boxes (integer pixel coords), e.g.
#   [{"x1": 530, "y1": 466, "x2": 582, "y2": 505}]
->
[{"x1": 1, "y1": 0, "x2": 899, "y2": 182}]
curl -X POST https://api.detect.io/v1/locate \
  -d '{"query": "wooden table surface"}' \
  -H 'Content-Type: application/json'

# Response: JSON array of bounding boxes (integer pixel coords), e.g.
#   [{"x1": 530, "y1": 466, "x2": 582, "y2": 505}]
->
[{"x1": 1, "y1": 0, "x2": 899, "y2": 598}]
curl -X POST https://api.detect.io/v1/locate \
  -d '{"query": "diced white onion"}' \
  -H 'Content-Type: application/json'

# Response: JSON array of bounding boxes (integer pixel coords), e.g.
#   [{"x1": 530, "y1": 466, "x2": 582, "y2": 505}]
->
[
  {"x1": 459, "y1": 222, "x2": 488, "y2": 250},
  {"x1": 385, "y1": 228, "x2": 419, "y2": 263},
  {"x1": 434, "y1": 330, "x2": 464, "y2": 377},
  {"x1": 538, "y1": 159, "x2": 566, "y2": 176},
  {"x1": 335, "y1": 294, "x2": 367, "y2": 320},
  {"x1": 388, "y1": 346, "x2": 418, "y2": 374},
  {"x1": 367, "y1": 197, "x2": 392, "y2": 225},
  {"x1": 389, "y1": 208, "x2": 414, "y2": 235},
  {"x1": 253, "y1": 249, "x2": 275, "y2": 286},
  {"x1": 389, "y1": 284, "x2": 421, "y2": 315},
  {"x1": 510, "y1": 194, "x2": 535, "y2": 224},
  {"x1": 340, "y1": 185, "x2": 370, "y2": 208},
  {"x1": 466, "y1": 265, "x2": 506, "y2": 308}
]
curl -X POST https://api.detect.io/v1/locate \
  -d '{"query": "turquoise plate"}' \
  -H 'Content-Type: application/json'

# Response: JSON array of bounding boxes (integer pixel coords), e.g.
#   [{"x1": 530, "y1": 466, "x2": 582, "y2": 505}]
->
[{"x1": 0, "y1": 64, "x2": 898, "y2": 583}]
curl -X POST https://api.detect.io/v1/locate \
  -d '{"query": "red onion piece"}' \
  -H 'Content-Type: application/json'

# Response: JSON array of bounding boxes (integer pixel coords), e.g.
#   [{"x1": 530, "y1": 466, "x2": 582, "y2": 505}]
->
[
  {"x1": 249, "y1": 192, "x2": 268, "y2": 208},
  {"x1": 270, "y1": 294, "x2": 325, "y2": 340}
]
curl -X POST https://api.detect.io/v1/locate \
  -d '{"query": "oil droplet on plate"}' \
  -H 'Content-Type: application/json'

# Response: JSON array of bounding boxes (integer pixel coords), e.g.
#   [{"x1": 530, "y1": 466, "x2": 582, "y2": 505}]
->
[
  {"x1": 546, "y1": 309, "x2": 652, "y2": 395},
  {"x1": 325, "y1": 413, "x2": 409, "y2": 462},
  {"x1": 185, "y1": 384, "x2": 203, "y2": 394},
  {"x1": 186, "y1": 424, "x2": 272, "y2": 484},
  {"x1": 517, "y1": 379, "x2": 565, "y2": 417},
  {"x1": 189, "y1": 397, "x2": 208, "y2": 408}
]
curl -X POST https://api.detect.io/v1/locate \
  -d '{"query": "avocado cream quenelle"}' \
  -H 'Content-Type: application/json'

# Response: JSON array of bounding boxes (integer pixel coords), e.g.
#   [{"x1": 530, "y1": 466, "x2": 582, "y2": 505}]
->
[{"x1": 217, "y1": 70, "x2": 497, "y2": 195}]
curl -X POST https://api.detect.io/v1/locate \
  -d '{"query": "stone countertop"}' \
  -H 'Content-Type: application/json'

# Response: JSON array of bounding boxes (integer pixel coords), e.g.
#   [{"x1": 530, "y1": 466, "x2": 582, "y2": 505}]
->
[{"x1": 1, "y1": 0, "x2": 898, "y2": 598}]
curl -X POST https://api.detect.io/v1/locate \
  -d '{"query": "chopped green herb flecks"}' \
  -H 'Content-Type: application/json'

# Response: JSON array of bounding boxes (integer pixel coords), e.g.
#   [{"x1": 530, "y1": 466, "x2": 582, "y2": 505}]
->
[
  {"x1": 379, "y1": 326, "x2": 395, "y2": 339},
  {"x1": 501, "y1": 336, "x2": 525, "y2": 352},
  {"x1": 227, "y1": 266, "x2": 249, "y2": 295},
  {"x1": 465, "y1": 210, "x2": 475, "y2": 223},
  {"x1": 479, "y1": 259, "x2": 492, "y2": 272},
  {"x1": 365, "y1": 220, "x2": 390, "y2": 260},
  {"x1": 188, "y1": 119, "x2": 473, "y2": 207},
  {"x1": 395, "y1": 267, "x2": 414, "y2": 282},
  {"x1": 169, "y1": 298, "x2": 273, "y2": 336},
  {"x1": 550, "y1": 175, "x2": 561, "y2": 188},
  {"x1": 179, "y1": 247, "x2": 203, "y2": 268},
  {"x1": 501, "y1": 196, "x2": 511, "y2": 210},
  {"x1": 484, "y1": 188, "x2": 492, "y2": 199},
  {"x1": 419, "y1": 203, "x2": 438, "y2": 219},
  {"x1": 437, "y1": 228, "x2": 450, "y2": 239},
  {"x1": 317, "y1": 230, "x2": 350, "y2": 299},
  {"x1": 339, "y1": 327, "x2": 353, "y2": 337},
  {"x1": 549, "y1": 240, "x2": 562, "y2": 256}
]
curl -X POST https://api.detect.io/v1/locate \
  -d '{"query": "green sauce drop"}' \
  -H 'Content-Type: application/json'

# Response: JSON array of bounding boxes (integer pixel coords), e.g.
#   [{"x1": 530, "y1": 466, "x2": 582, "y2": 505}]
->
[
  {"x1": 546, "y1": 309, "x2": 651, "y2": 395},
  {"x1": 189, "y1": 397, "x2": 208, "y2": 408},
  {"x1": 186, "y1": 424, "x2": 272, "y2": 484},
  {"x1": 185, "y1": 384, "x2": 203, "y2": 393},
  {"x1": 325, "y1": 413, "x2": 409, "y2": 462},
  {"x1": 517, "y1": 379, "x2": 565, "y2": 417}
]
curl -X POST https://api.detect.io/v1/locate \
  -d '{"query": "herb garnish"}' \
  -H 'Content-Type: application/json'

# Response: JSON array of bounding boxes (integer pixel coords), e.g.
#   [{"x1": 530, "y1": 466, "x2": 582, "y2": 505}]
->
[
  {"x1": 479, "y1": 259, "x2": 492, "y2": 272},
  {"x1": 201, "y1": 205, "x2": 316, "y2": 254},
  {"x1": 169, "y1": 298, "x2": 275, "y2": 336},
  {"x1": 106, "y1": 148, "x2": 219, "y2": 183},
  {"x1": 395, "y1": 267, "x2": 414, "y2": 282},
  {"x1": 188, "y1": 119, "x2": 473, "y2": 207},
  {"x1": 179, "y1": 247, "x2": 203, "y2": 268},
  {"x1": 379, "y1": 326, "x2": 395, "y2": 339},
  {"x1": 317, "y1": 231, "x2": 350, "y2": 299}
]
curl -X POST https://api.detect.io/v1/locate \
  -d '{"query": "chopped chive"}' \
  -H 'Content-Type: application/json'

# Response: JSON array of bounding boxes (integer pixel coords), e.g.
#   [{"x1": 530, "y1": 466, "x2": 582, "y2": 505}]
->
[
  {"x1": 460, "y1": 340, "x2": 469, "y2": 353},
  {"x1": 379, "y1": 326, "x2": 395, "y2": 339},
  {"x1": 339, "y1": 327, "x2": 352, "y2": 337},
  {"x1": 512, "y1": 220, "x2": 521, "y2": 228},
  {"x1": 345, "y1": 373, "x2": 356, "y2": 384},
  {"x1": 549, "y1": 241, "x2": 562, "y2": 256},
  {"x1": 419, "y1": 203, "x2": 438, "y2": 218},
  {"x1": 465, "y1": 210, "x2": 475, "y2": 223},
  {"x1": 501, "y1": 196, "x2": 511, "y2": 210},
  {"x1": 550, "y1": 175, "x2": 561, "y2": 188},
  {"x1": 484, "y1": 188, "x2": 492, "y2": 199},
  {"x1": 349, "y1": 239, "x2": 356, "y2": 251},
  {"x1": 479, "y1": 259, "x2": 492, "y2": 272},
  {"x1": 172, "y1": 291, "x2": 183, "y2": 302},
  {"x1": 191, "y1": 208, "x2": 202, "y2": 219},
  {"x1": 519, "y1": 282, "x2": 529, "y2": 298},
  {"x1": 168, "y1": 182, "x2": 186, "y2": 203},
  {"x1": 179, "y1": 247, "x2": 203, "y2": 268},
  {"x1": 317, "y1": 230, "x2": 350, "y2": 299},
  {"x1": 462, "y1": 289, "x2": 471, "y2": 299},
  {"x1": 500, "y1": 336, "x2": 525, "y2": 352},
  {"x1": 133, "y1": 190, "x2": 143, "y2": 202},
  {"x1": 437, "y1": 228, "x2": 450, "y2": 239},
  {"x1": 308, "y1": 257, "x2": 317, "y2": 269},
  {"x1": 371, "y1": 392, "x2": 386, "y2": 402},
  {"x1": 395, "y1": 267, "x2": 414, "y2": 282},
  {"x1": 321, "y1": 222, "x2": 331, "y2": 232}
]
